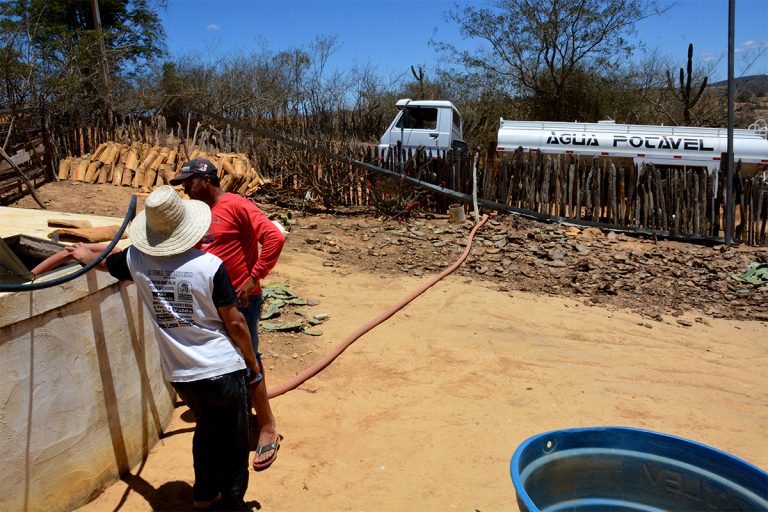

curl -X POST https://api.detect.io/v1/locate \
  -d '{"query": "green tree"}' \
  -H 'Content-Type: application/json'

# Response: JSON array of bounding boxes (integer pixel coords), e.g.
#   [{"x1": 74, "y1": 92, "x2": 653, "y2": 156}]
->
[
  {"x1": 434, "y1": 0, "x2": 669, "y2": 121},
  {"x1": 0, "y1": 0, "x2": 164, "y2": 115},
  {"x1": 0, "y1": 25, "x2": 32, "y2": 109}
]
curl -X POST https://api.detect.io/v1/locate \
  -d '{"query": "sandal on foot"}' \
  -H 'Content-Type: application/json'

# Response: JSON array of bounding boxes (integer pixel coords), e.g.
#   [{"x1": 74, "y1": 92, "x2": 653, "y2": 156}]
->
[{"x1": 252, "y1": 434, "x2": 283, "y2": 472}]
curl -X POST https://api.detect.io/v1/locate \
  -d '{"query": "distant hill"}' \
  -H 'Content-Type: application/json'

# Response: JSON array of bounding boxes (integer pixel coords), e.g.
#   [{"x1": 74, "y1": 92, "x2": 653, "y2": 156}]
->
[
  {"x1": 707, "y1": 75, "x2": 768, "y2": 124},
  {"x1": 710, "y1": 74, "x2": 768, "y2": 96}
]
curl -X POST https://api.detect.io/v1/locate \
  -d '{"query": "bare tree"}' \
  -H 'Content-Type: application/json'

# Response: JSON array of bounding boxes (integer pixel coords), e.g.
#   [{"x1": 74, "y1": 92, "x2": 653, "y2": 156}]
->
[
  {"x1": 434, "y1": 0, "x2": 670, "y2": 121},
  {"x1": 738, "y1": 45, "x2": 768, "y2": 77}
]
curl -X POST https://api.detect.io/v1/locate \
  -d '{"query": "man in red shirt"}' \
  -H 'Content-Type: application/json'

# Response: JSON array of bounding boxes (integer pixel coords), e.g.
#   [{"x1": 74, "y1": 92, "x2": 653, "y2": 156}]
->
[{"x1": 171, "y1": 158, "x2": 285, "y2": 471}]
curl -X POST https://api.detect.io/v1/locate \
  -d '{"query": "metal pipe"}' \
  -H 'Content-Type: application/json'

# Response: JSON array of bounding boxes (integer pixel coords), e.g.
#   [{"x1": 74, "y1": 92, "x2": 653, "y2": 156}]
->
[
  {"x1": 192, "y1": 108, "x2": 727, "y2": 245},
  {"x1": 725, "y1": 0, "x2": 735, "y2": 245}
]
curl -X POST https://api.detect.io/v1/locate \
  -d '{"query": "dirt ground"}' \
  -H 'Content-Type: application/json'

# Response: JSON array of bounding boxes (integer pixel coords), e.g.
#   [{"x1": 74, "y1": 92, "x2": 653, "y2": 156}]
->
[{"x1": 9, "y1": 182, "x2": 768, "y2": 511}]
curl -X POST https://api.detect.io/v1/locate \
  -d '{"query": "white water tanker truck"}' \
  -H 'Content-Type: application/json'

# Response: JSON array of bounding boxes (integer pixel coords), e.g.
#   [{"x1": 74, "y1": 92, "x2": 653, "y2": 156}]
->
[{"x1": 379, "y1": 99, "x2": 768, "y2": 173}]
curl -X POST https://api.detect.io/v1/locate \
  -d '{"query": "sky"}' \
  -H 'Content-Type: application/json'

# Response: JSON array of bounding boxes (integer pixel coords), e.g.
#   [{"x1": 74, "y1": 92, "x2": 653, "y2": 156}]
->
[{"x1": 157, "y1": 0, "x2": 768, "y2": 82}]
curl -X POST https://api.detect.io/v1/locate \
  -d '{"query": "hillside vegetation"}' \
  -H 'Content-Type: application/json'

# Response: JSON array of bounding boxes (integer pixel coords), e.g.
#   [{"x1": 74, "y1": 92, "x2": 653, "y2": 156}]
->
[{"x1": 1, "y1": 1, "x2": 766, "y2": 157}]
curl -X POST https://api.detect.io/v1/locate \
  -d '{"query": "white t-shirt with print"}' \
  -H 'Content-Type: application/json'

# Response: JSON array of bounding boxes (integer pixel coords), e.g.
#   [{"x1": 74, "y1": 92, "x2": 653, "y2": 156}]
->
[{"x1": 108, "y1": 247, "x2": 246, "y2": 382}]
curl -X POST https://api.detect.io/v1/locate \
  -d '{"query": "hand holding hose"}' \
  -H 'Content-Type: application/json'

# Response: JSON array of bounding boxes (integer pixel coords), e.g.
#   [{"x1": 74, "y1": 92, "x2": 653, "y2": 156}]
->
[
  {"x1": 1, "y1": 196, "x2": 137, "y2": 292},
  {"x1": 65, "y1": 242, "x2": 99, "y2": 265}
]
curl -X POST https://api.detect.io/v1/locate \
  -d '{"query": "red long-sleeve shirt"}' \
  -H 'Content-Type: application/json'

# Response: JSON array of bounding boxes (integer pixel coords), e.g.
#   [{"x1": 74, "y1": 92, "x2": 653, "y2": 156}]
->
[{"x1": 197, "y1": 193, "x2": 284, "y2": 296}]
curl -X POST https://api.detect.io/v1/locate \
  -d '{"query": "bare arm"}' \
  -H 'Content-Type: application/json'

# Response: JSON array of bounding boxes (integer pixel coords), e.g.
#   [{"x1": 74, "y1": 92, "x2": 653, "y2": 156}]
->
[
  {"x1": 218, "y1": 303, "x2": 259, "y2": 377},
  {"x1": 65, "y1": 242, "x2": 121, "y2": 272},
  {"x1": 235, "y1": 204, "x2": 285, "y2": 304}
]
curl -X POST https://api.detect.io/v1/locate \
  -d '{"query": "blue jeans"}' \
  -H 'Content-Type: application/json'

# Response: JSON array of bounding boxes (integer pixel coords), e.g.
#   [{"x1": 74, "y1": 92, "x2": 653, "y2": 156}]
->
[
  {"x1": 172, "y1": 370, "x2": 250, "y2": 507},
  {"x1": 238, "y1": 294, "x2": 263, "y2": 361}
]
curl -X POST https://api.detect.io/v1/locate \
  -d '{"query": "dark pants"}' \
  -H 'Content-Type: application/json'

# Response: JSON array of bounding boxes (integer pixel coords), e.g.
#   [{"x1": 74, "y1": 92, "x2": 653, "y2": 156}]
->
[{"x1": 172, "y1": 370, "x2": 250, "y2": 508}]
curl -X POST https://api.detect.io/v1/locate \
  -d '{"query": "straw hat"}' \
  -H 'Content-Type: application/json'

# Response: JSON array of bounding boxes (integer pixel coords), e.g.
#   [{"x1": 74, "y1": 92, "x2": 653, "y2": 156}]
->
[{"x1": 128, "y1": 185, "x2": 211, "y2": 256}]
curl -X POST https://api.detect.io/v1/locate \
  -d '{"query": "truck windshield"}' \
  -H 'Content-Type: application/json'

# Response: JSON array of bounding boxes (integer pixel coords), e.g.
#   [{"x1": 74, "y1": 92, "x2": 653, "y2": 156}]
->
[
  {"x1": 396, "y1": 107, "x2": 437, "y2": 130},
  {"x1": 452, "y1": 108, "x2": 461, "y2": 134}
]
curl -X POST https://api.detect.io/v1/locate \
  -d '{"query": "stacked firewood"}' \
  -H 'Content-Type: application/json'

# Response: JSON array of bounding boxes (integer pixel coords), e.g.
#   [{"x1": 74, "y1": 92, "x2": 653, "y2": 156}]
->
[{"x1": 56, "y1": 142, "x2": 270, "y2": 196}]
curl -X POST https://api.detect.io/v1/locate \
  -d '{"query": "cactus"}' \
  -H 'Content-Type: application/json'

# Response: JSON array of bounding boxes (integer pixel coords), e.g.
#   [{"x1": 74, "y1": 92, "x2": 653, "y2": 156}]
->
[
  {"x1": 411, "y1": 65, "x2": 425, "y2": 99},
  {"x1": 666, "y1": 44, "x2": 708, "y2": 125}
]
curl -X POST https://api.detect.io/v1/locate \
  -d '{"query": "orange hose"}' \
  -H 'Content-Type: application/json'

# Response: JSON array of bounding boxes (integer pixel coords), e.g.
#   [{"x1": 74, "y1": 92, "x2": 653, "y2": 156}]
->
[
  {"x1": 32, "y1": 216, "x2": 489, "y2": 400},
  {"x1": 31, "y1": 243, "x2": 107, "y2": 276},
  {"x1": 267, "y1": 214, "x2": 489, "y2": 399}
]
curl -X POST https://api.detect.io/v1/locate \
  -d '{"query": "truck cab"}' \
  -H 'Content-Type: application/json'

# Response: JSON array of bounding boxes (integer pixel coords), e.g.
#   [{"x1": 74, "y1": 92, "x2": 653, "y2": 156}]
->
[{"x1": 378, "y1": 99, "x2": 466, "y2": 154}]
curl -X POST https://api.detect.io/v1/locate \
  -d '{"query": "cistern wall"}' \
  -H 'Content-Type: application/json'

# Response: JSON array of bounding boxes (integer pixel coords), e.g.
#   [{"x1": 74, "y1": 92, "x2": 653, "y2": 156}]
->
[{"x1": 0, "y1": 243, "x2": 175, "y2": 511}]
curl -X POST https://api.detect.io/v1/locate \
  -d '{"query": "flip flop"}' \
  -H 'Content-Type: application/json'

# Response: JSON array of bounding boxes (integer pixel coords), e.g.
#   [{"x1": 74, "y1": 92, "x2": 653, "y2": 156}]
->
[{"x1": 253, "y1": 434, "x2": 283, "y2": 471}]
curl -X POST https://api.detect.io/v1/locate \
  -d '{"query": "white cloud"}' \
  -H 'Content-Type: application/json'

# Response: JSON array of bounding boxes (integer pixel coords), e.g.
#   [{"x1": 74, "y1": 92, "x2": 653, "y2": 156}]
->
[
  {"x1": 206, "y1": 23, "x2": 220, "y2": 31},
  {"x1": 738, "y1": 39, "x2": 768, "y2": 51},
  {"x1": 701, "y1": 52, "x2": 717, "y2": 62}
]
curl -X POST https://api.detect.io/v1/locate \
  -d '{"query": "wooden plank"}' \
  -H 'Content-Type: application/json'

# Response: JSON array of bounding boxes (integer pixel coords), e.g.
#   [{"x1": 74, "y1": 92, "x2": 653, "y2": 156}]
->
[
  {"x1": 529, "y1": 153, "x2": 539, "y2": 212},
  {"x1": 747, "y1": 177, "x2": 755, "y2": 245},
  {"x1": 617, "y1": 166, "x2": 625, "y2": 223},
  {"x1": 700, "y1": 171, "x2": 709, "y2": 236},
  {"x1": 608, "y1": 163, "x2": 617, "y2": 224},
  {"x1": 564, "y1": 158, "x2": 571, "y2": 217},
  {"x1": 672, "y1": 169, "x2": 680, "y2": 232},
  {"x1": 645, "y1": 170, "x2": 653, "y2": 228},
  {"x1": 716, "y1": 167, "x2": 726, "y2": 237},
  {"x1": 554, "y1": 157, "x2": 563, "y2": 217},
  {"x1": 755, "y1": 177, "x2": 765, "y2": 244},
  {"x1": 542, "y1": 157, "x2": 551, "y2": 215},
  {"x1": 735, "y1": 162, "x2": 745, "y2": 242},
  {"x1": 589, "y1": 158, "x2": 599, "y2": 222},
  {"x1": 680, "y1": 169, "x2": 689, "y2": 232},
  {"x1": 643, "y1": 174, "x2": 653, "y2": 228},
  {"x1": 575, "y1": 160, "x2": 583, "y2": 220},
  {"x1": 708, "y1": 169, "x2": 717, "y2": 237},
  {"x1": 0, "y1": 150, "x2": 32, "y2": 172},
  {"x1": 760, "y1": 186, "x2": 767, "y2": 244},
  {"x1": 693, "y1": 171, "x2": 701, "y2": 235},
  {"x1": 0, "y1": 147, "x2": 45, "y2": 208},
  {"x1": 0, "y1": 179, "x2": 22, "y2": 196},
  {"x1": 653, "y1": 167, "x2": 666, "y2": 231},
  {"x1": 513, "y1": 156, "x2": 523, "y2": 207},
  {"x1": 0, "y1": 166, "x2": 45, "y2": 199}
]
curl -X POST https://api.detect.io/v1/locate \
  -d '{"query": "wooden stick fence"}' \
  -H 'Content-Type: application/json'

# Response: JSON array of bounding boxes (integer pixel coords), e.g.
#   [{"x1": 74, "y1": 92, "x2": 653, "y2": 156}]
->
[
  {"x1": 492, "y1": 153, "x2": 767, "y2": 243},
  {"x1": 375, "y1": 147, "x2": 767, "y2": 246},
  {"x1": 20, "y1": 108, "x2": 768, "y2": 246}
]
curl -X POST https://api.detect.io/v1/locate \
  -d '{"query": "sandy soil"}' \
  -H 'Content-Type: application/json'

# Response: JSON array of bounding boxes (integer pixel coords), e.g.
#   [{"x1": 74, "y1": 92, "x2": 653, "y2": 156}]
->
[
  {"x1": 71, "y1": 247, "x2": 766, "y2": 512},
  {"x1": 9, "y1": 182, "x2": 768, "y2": 511}
]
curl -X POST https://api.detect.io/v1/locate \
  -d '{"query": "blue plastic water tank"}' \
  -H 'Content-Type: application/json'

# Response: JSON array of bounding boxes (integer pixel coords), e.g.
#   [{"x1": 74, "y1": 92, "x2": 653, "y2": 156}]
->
[{"x1": 510, "y1": 427, "x2": 768, "y2": 512}]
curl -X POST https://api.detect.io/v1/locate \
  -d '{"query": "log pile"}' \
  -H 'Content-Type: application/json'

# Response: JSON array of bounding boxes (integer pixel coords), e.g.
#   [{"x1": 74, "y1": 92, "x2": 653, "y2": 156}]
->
[{"x1": 56, "y1": 142, "x2": 270, "y2": 196}]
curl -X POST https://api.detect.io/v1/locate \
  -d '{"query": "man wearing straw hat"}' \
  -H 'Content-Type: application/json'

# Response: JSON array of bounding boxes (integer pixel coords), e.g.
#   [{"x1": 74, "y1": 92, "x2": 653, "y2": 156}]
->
[
  {"x1": 171, "y1": 158, "x2": 285, "y2": 472},
  {"x1": 67, "y1": 185, "x2": 258, "y2": 511}
]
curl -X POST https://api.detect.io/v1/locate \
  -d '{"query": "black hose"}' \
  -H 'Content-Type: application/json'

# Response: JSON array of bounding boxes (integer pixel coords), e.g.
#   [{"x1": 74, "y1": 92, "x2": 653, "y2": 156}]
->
[
  {"x1": 192, "y1": 108, "x2": 727, "y2": 246},
  {"x1": 0, "y1": 195, "x2": 137, "y2": 292}
]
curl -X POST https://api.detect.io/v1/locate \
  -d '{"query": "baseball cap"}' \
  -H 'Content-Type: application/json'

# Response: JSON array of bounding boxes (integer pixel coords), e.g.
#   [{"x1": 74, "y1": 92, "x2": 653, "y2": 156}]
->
[{"x1": 169, "y1": 157, "x2": 218, "y2": 185}]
